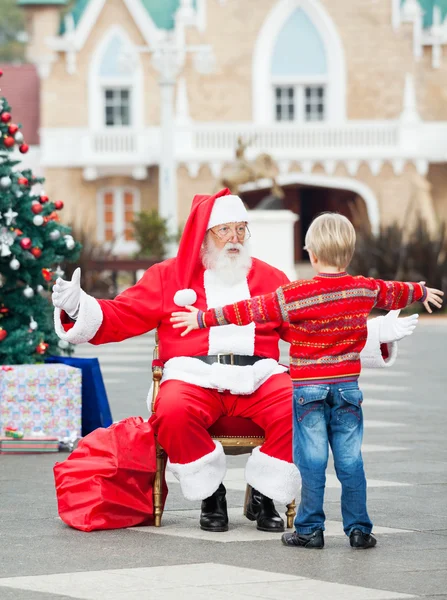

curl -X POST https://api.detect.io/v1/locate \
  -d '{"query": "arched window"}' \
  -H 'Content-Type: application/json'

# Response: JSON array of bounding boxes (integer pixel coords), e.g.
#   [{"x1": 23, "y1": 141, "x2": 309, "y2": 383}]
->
[
  {"x1": 89, "y1": 27, "x2": 143, "y2": 130},
  {"x1": 272, "y1": 8, "x2": 327, "y2": 122},
  {"x1": 252, "y1": 0, "x2": 346, "y2": 123},
  {"x1": 97, "y1": 187, "x2": 141, "y2": 254}
]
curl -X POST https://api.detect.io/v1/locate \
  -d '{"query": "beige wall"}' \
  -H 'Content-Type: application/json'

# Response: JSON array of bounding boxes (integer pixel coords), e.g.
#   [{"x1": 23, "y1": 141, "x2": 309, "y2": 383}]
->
[
  {"x1": 428, "y1": 165, "x2": 447, "y2": 224},
  {"x1": 37, "y1": 0, "x2": 161, "y2": 128},
  {"x1": 22, "y1": 0, "x2": 447, "y2": 240},
  {"x1": 24, "y1": 0, "x2": 447, "y2": 126}
]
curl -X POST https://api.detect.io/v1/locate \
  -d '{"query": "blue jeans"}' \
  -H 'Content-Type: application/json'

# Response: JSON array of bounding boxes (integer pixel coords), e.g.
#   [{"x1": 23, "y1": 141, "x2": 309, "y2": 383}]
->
[{"x1": 292, "y1": 381, "x2": 372, "y2": 536}]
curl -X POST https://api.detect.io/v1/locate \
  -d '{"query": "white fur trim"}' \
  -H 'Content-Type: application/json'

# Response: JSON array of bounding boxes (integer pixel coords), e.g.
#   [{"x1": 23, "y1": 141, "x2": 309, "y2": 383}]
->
[
  {"x1": 204, "y1": 269, "x2": 255, "y2": 355},
  {"x1": 161, "y1": 356, "x2": 287, "y2": 395},
  {"x1": 53, "y1": 290, "x2": 103, "y2": 344},
  {"x1": 207, "y1": 195, "x2": 249, "y2": 230},
  {"x1": 167, "y1": 441, "x2": 226, "y2": 501},
  {"x1": 174, "y1": 288, "x2": 197, "y2": 307},
  {"x1": 245, "y1": 447, "x2": 300, "y2": 505},
  {"x1": 360, "y1": 317, "x2": 398, "y2": 369}
]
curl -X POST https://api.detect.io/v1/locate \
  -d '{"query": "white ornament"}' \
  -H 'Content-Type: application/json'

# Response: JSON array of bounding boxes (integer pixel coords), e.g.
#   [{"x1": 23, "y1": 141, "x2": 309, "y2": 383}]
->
[
  {"x1": 33, "y1": 215, "x2": 44, "y2": 226},
  {"x1": 14, "y1": 131, "x2": 24, "y2": 143},
  {"x1": 3, "y1": 207, "x2": 18, "y2": 226},
  {"x1": 23, "y1": 285, "x2": 34, "y2": 299},
  {"x1": 58, "y1": 339, "x2": 69, "y2": 350},
  {"x1": 55, "y1": 265, "x2": 65, "y2": 278},
  {"x1": 15, "y1": 191, "x2": 23, "y2": 198},
  {"x1": 29, "y1": 316, "x2": 38, "y2": 331},
  {"x1": 0, "y1": 176, "x2": 12, "y2": 188},
  {"x1": 9, "y1": 257, "x2": 20, "y2": 270},
  {"x1": 49, "y1": 229, "x2": 61, "y2": 241},
  {"x1": 64, "y1": 235, "x2": 75, "y2": 250},
  {"x1": 36, "y1": 285, "x2": 44, "y2": 293},
  {"x1": 173, "y1": 288, "x2": 197, "y2": 307},
  {"x1": 0, "y1": 227, "x2": 15, "y2": 257}
]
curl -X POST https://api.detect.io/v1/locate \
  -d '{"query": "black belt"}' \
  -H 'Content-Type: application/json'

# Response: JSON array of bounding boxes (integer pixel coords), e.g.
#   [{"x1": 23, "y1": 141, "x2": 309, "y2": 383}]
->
[{"x1": 195, "y1": 354, "x2": 264, "y2": 366}]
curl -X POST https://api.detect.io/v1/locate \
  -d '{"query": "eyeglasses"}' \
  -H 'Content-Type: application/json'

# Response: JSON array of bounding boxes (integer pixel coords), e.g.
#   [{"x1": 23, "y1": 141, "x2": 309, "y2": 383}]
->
[{"x1": 210, "y1": 222, "x2": 251, "y2": 242}]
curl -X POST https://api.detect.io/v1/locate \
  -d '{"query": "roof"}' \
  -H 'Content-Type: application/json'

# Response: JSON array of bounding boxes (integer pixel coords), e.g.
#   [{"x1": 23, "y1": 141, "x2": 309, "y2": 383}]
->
[
  {"x1": 402, "y1": 0, "x2": 447, "y2": 28},
  {"x1": 0, "y1": 64, "x2": 40, "y2": 145},
  {"x1": 59, "y1": 0, "x2": 197, "y2": 34}
]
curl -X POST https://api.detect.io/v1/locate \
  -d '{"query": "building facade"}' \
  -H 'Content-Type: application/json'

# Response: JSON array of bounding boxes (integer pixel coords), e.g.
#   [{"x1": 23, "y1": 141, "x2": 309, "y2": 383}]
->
[{"x1": 16, "y1": 0, "x2": 447, "y2": 261}]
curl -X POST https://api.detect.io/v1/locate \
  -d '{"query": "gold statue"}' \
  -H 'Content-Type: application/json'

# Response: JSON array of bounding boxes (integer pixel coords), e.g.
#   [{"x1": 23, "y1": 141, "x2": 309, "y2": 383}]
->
[{"x1": 220, "y1": 137, "x2": 284, "y2": 199}]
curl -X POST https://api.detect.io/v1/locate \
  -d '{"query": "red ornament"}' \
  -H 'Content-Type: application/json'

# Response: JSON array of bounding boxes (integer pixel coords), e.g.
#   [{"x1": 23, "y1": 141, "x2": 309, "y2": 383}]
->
[
  {"x1": 31, "y1": 247, "x2": 42, "y2": 258},
  {"x1": 41, "y1": 268, "x2": 52, "y2": 282},
  {"x1": 54, "y1": 200, "x2": 64, "y2": 210},
  {"x1": 18, "y1": 177, "x2": 29, "y2": 186},
  {"x1": 40, "y1": 194, "x2": 49, "y2": 203},
  {"x1": 0, "y1": 328, "x2": 7, "y2": 342},
  {"x1": 14, "y1": 229, "x2": 23, "y2": 236},
  {"x1": 0, "y1": 70, "x2": 3, "y2": 77},
  {"x1": 1, "y1": 112, "x2": 11, "y2": 123},
  {"x1": 8, "y1": 124, "x2": 18, "y2": 135},
  {"x1": 0, "y1": 306, "x2": 9, "y2": 315},
  {"x1": 35, "y1": 342, "x2": 49, "y2": 355},
  {"x1": 3, "y1": 136, "x2": 15, "y2": 148},
  {"x1": 31, "y1": 203, "x2": 43, "y2": 215},
  {"x1": 19, "y1": 144, "x2": 29, "y2": 154},
  {"x1": 20, "y1": 237, "x2": 32, "y2": 250}
]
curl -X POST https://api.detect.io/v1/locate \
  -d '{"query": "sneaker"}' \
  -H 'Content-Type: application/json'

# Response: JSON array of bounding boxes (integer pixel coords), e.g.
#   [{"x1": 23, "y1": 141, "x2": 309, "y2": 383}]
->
[
  {"x1": 349, "y1": 528, "x2": 377, "y2": 549},
  {"x1": 281, "y1": 530, "x2": 324, "y2": 549}
]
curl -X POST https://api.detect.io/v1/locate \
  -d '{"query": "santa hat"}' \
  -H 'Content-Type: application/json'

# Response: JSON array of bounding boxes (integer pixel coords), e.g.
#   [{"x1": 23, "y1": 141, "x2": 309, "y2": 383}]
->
[{"x1": 174, "y1": 189, "x2": 249, "y2": 307}]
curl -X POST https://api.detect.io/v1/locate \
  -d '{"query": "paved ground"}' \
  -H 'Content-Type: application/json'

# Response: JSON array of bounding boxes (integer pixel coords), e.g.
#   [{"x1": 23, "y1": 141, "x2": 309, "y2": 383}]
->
[{"x1": 1, "y1": 318, "x2": 446, "y2": 600}]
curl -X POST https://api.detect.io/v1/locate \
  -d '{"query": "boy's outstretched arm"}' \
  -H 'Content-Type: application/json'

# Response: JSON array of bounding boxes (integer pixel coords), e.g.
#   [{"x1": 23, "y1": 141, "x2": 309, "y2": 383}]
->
[
  {"x1": 373, "y1": 279, "x2": 443, "y2": 312},
  {"x1": 171, "y1": 289, "x2": 286, "y2": 336}
]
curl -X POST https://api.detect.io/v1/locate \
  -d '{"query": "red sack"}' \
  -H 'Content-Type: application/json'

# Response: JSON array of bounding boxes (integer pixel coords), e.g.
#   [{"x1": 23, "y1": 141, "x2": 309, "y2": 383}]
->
[{"x1": 54, "y1": 416, "x2": 168, "y2": 532}]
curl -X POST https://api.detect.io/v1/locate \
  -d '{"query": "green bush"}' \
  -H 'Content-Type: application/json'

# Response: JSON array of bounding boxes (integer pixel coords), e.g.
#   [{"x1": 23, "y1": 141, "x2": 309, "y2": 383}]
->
[
  {"x1": 132, "y1": 210, "x2": 172, "y2": 259},
  {"x1": 349, "y1": 215, "x2": 447, "y2": 310}
]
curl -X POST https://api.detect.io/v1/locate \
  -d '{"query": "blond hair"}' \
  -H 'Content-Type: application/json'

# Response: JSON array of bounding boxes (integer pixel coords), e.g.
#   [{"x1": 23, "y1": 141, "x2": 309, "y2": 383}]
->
[{"x1": 304, "y1": 213, "x2": 356, "y2": 269}]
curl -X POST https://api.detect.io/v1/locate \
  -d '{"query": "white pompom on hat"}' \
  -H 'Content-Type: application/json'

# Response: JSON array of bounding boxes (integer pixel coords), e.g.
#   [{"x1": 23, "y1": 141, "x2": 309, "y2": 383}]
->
[{"x1": 173, "y1": 189, "x2": 249, "y2": 307}]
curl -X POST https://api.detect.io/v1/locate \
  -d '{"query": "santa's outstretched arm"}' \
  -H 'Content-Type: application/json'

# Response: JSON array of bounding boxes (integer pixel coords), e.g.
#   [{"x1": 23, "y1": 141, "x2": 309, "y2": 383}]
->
[
  {"x1": 360, "y1": 310, "x2": 419, "y2": 368},
  {"x1": 53, "y1": 266, "x2": 164, "y2": 345}
]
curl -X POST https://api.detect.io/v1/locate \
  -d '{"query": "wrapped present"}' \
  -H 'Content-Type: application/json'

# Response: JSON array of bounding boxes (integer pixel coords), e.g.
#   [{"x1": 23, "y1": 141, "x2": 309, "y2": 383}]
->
[
  {"x1": 0, "y1": 436, "x2": 59, "y2": 454},
  {"x1": 0, "y1": 364, "x2": 82, "y2": 441}
]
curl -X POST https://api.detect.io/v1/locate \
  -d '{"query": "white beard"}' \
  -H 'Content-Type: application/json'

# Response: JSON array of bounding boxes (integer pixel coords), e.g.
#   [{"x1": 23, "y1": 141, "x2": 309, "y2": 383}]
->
[{"x1": 201, "y1": 239, "x2": 252, "y2": 286}]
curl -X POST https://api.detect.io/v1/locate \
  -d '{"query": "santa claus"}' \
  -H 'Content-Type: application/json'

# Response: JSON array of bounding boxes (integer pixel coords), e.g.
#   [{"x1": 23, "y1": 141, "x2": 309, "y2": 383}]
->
[{"x1": 52, "y1": 188, "x2": 417, "y2": 533}]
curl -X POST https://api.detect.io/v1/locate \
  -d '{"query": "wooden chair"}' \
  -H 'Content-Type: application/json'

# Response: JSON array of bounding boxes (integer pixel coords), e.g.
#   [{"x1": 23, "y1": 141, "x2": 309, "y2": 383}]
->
[{"x1": 151, "y1": 333, "x2": 296, "y2": 528}]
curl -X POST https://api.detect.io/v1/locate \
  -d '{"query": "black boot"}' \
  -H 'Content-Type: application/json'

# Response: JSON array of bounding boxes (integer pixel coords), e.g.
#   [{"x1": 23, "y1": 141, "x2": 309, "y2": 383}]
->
[
  {"x1": 245, "y1": 488, "x2": 285, "y2": 532},
  {"x1": 200, "y1": 483, "x2": 229, "y2": 532}
]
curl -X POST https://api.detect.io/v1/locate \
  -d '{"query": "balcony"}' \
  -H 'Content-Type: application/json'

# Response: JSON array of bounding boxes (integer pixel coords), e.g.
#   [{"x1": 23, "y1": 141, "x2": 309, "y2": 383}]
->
[{"x1": 39, "y1": 119, "x2": 447, "y2": 172}]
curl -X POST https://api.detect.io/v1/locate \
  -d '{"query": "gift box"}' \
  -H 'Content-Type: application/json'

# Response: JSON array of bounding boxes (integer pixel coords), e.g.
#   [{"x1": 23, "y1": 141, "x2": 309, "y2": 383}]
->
[
  {"x1": 0, "y1": 364, "x2": 82, "y2": 440},
  {"x1": 0, "y1": 436, "x2": 59, "y2": 454}
]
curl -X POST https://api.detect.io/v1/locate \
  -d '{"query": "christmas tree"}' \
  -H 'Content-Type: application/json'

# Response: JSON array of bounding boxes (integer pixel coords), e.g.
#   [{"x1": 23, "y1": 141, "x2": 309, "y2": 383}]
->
[{"x1": 0, "y1": 70, "x2": 81, "y2": 364}]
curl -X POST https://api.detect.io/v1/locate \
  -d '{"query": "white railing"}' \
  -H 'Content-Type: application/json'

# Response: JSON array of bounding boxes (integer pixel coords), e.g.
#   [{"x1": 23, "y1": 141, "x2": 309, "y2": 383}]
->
[
  {"x1": 91, "y1": 130, "x2": 138, "y2": 154},
  {"x1": 39, "y1": 120, "x2": 447, "y2": 168},
  {"x1": 192, "y1": 122, "x2": 400, "y2": 152}
]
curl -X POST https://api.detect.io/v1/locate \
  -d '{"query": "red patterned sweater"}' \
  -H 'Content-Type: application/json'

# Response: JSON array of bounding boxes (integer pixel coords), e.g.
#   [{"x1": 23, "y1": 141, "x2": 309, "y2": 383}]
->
[{"x1": 198, "y1": 273, "x2": 426, "y2": 384}]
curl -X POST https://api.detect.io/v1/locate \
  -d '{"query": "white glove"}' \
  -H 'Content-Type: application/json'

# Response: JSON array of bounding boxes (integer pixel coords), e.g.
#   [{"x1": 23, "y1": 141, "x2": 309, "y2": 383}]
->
[
  {"x1": 52, "y1": 267, "x2": 82, "y2": 319},
  {"x1": 378, "y1": 309, "x2": 419, "y2": 344}
]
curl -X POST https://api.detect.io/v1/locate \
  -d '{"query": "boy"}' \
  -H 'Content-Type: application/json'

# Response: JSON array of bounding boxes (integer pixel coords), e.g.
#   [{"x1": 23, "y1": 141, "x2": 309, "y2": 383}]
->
[{"x1": 171, "y1": 213, "x2": 443, "y2": 549}]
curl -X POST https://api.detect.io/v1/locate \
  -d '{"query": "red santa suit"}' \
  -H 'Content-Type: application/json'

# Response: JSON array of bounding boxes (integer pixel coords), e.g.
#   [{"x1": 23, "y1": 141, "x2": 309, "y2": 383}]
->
[{"x1": 54, "y1": 189, "x2": 395, "y2": 505}]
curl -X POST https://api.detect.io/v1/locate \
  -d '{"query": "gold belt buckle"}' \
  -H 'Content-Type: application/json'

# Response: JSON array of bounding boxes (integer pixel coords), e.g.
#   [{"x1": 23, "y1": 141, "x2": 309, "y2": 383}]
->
[{"x1": 217, "y1": 353, "x2": 234, "y2": 365}]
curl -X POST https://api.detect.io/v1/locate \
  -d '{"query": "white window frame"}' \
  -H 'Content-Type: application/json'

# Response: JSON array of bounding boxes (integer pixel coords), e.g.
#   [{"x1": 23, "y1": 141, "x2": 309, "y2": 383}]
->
[
  {"x1": 97, "y1": 187, "x2": 141, "y2": 255},
  {"x1": 272, "y1": 74, "x2": 328, "y2": 122},
  {"x1": 88, "y1": 26, "x2": 143, "y2": 131},
  {"x1": 252, "y1": 0, "x2": 346, "y2": 124}
]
